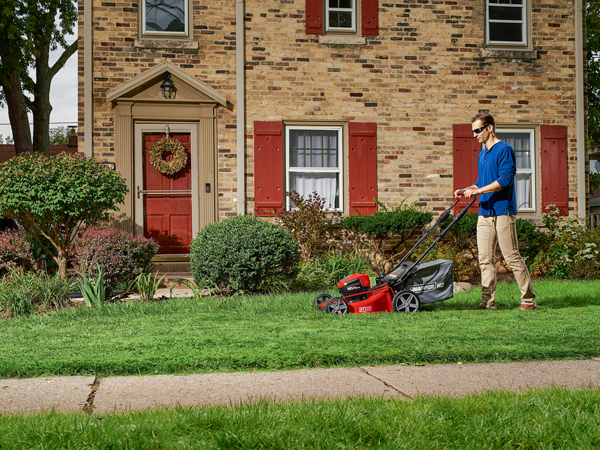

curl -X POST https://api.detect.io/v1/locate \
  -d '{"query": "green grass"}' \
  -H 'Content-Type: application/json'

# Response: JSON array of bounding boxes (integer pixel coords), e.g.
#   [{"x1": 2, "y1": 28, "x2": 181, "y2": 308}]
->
[
  {"x1": 0, "y1": 279, "x2": 599, "y2": 378},
  {"x1": 1, "y1": 388, "x2": 600, "y2": 448}
]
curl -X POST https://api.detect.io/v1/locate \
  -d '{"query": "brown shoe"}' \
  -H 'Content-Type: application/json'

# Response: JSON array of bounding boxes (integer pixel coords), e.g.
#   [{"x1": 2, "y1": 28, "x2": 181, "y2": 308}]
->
[
  {"x1": 468, "y1": 304, "x2": 490, "y2": 310},
  {"x1": 518, "y1": 304, "x2": 539, "y2": 310}
]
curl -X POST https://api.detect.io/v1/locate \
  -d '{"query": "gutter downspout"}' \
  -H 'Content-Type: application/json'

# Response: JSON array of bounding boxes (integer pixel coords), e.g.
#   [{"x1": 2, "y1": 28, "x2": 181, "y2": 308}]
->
[
  {"x1": 84, "y1": 0, "x2": 93, "y2": 157},
  {"x1": 576, "y1": 0, "x2": 586, "y2": 219},
  {"x1": 236, "y1": 0, "x2": 246, "y2": 215}
]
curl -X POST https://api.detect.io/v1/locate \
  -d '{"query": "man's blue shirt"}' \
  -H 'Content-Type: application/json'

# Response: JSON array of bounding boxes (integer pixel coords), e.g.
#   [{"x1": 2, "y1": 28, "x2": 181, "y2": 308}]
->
[{"x1": 475, "y1": 140, "x2": 517, "y2": 216}]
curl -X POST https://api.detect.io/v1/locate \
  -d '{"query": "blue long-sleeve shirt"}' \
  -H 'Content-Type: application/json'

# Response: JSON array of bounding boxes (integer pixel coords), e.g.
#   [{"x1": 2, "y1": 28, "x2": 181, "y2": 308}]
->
[{"x1": 474, "y1": 140, "x2": 517, "y2": 215}]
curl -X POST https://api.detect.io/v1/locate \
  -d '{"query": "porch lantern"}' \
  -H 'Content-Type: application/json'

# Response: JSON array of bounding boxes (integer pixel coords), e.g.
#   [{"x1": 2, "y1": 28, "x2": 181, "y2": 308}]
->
[{"x1": 160, "y1": 72, "x2": 176, "y2": 99}]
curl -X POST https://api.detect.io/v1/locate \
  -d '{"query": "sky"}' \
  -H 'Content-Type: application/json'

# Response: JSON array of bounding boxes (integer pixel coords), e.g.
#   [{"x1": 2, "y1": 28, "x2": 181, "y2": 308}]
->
[{"x1": 0, "y1": 33, "x2": 78, "y2": 143}]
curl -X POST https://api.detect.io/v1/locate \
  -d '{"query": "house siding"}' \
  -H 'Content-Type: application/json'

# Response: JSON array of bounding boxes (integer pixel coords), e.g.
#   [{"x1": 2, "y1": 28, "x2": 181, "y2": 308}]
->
[{"x1": 78, "y1": 0, "x2": 582, "y2": 221}]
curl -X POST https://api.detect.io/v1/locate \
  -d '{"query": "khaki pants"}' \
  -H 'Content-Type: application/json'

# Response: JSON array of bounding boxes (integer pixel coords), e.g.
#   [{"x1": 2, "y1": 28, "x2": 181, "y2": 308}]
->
[{"x1": 477, "y1": 215, "x2": 536, "y2": 309}]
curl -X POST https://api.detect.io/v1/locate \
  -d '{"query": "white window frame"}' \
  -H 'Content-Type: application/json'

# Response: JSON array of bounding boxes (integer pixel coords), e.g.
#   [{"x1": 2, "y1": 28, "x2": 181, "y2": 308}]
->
[
  {"x1": 496, "y1": 129, "x2": 536, "y2": 212},
  {"x1": 285, "y1": 126, "x2": 344, "y2": 212},
  {"x1": 326, "y1": 0, "x2": 357, "y2": 33},
  {"x1": 142, "y1": 0, "x2": 189, "y2": 37},
  {"x1": 486, "y1": 0, "x2": 527, "y2": 46}
]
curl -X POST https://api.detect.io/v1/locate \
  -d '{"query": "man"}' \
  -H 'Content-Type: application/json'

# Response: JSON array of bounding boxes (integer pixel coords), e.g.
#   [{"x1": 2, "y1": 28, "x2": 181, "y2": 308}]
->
[{"x1": 454, "y1": 113, "x2": 537, "y2": 310}]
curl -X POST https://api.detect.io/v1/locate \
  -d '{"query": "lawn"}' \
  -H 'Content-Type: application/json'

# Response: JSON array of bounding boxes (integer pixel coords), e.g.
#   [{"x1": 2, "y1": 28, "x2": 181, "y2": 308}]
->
[
  {"x1": 1, "y1": 279, "x2": 599, "y2": 378},
  {"x1": 1, "y1": 388, "x2": 600, "y2": 449}
]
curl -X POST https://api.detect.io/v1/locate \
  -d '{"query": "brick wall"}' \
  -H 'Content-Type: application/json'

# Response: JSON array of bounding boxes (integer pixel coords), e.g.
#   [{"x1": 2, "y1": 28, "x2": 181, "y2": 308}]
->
[{"x1": 79, "y1": 0, "x2": 580, "y2": 220}]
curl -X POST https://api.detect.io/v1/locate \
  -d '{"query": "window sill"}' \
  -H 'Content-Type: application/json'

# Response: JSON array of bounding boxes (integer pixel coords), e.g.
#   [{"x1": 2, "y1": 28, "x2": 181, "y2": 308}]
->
[
  {"x1": 481, "y1": 48, "x2": 538, "y2": 60},
  {"x1": 319, "y1": 35, "x2": 366, "y2": 45},
  {"x1": 134, "y1": 39, "x2": 199, "y2": 50}
]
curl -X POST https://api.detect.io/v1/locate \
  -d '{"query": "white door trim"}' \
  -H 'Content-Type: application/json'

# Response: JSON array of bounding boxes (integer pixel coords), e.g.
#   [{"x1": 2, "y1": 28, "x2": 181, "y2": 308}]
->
[{"x1": 134, "y1": 122, "x2": 199, "y2": 254}]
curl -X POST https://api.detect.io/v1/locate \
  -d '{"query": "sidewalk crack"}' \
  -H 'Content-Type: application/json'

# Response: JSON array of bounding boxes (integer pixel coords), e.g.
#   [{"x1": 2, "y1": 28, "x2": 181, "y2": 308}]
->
[
  {"x1": 83, "y1": 377, "x2": 100, "y2": 414},
  {"x1": 359, "y1": 367, "x2": 413, "y2": 399}
]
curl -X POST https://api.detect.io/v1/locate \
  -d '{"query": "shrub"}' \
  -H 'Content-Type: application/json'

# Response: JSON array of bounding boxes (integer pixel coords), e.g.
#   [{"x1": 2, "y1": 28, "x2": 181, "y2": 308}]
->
[
  {"x1": 339, "y1": 199, "x2": 432, "y2": 273},
  {"x1": 0, "y1": 152, "x2": 128, "y2": 277},
  {"x1": 275, "y1": 191, "x2": 330, "y2": 261},
  {"x1": 0, "y1": 229, "x2": 36, "y2": 277},
  {"x1": 529, "y1": 205, "x2": 600, "y2": 279},
  {"x1": 73, "y1": 227, "x2": 158, "y2": 295},
  {"x1": 0, "y1": 269, "x2": 75, "y2": 318},
  {"x1": 190, "y1": 215, "x2": 300, "y2": 293}
]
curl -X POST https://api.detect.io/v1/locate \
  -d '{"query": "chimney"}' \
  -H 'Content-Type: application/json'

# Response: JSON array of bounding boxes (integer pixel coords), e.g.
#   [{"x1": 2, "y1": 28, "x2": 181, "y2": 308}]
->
[{"x1": 68, "y1": 126, "x2": 78, "y2": 147}]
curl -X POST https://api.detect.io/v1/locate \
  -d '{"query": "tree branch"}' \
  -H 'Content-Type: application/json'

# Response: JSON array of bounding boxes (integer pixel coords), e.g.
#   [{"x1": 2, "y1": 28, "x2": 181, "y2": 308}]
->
[{"x1": 50, "y1": 38, "x2": 79, "y2": 80}]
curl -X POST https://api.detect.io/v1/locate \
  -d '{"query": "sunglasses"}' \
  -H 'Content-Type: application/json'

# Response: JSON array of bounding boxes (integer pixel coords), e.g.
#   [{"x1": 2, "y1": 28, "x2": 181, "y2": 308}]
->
[{"x1": 472, "y1": 125, "x2": 489, "y2": 135}]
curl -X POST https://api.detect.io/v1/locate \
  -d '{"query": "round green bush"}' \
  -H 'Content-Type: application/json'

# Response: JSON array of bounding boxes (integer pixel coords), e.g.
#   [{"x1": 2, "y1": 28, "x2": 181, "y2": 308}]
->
[{"x1": 190, "y1": 215, "x2": 300, "y2": 293}]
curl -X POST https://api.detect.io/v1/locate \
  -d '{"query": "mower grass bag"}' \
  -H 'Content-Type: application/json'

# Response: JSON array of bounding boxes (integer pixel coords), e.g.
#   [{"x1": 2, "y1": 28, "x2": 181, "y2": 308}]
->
[{"x1": 390, "y1": 259, "x2": 454, "y2": 304}]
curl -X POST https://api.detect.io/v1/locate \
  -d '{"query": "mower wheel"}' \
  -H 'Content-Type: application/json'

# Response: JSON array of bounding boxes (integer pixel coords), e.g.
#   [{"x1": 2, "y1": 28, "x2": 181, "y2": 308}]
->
[
  {"x1": 325, "y1": 297, "x2": 349, "y2": 315},
  {"x1": 313, "y1": 293, "x2": 332, "y2": 312},
  {"x1": 392, "y1": 291, "x2": 420, "y2": 313}
]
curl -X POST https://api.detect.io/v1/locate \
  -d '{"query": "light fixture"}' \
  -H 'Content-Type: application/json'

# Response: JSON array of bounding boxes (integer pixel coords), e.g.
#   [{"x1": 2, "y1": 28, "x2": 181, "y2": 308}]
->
[{"x1": 160, "y1": 72, "x2": 176, "y2": 99}]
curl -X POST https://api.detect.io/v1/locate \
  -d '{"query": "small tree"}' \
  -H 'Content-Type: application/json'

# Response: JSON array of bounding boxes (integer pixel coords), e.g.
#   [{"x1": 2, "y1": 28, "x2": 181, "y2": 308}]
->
[{"x1": 0, "y1": 152, "x2": 128, "y2": 277}]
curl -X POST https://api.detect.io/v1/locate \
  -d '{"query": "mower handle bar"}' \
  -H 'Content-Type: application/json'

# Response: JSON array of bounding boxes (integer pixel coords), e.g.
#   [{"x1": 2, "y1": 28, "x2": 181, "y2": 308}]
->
[{"x1": 388, "y1": 194, "x2": 477, "y2": 288}]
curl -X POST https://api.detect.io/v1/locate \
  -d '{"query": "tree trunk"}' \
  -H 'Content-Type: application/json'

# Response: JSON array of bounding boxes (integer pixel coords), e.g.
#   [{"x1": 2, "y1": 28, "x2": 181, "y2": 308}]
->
[
  {"x1": 32, "y1": 40, "x2": 52, "y2": 154},
  {"x1": 0, "y1": 71, "x2": 33, "y2": 155}
]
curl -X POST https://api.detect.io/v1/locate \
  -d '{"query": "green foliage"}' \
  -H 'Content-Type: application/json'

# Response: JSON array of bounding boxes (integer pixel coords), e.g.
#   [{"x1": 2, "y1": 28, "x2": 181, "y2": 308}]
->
[
  {"x1": 587, "y1": 0, "x2": 600, "y2": 145},
  {"x1": 49, "y1": 126, "x2": 70, "y2": 145},
  {"x1": 0, "y1": 152, "x2": 128, "y2": 277},
  {"x1": 275, "y1": 191, "x2": 331, "y2": 261},
  {"x1": 530, "y1": 205, "x2": 600, "y2": 279},
  {"x1": 190, "y1": 215, "x2": 300, "y2": 293},
  {"x1": 0, "y1": 269, "x2": 75, "y2": 317},
  {"x1": 77, "y1": 264, "x2": 106, "y2": 308},
  {"x1": 134, "y1": 272, "x2": 166, "y2": 302},
  {"x1": 315, "y1": 248, "x2": 376, "y2": 284},
  {"x1": 590, "y1": 173, "x2": 600, "y2": 193},
  {"x1": 339, "y1": 199, "x2": 433, "y2": 273}
]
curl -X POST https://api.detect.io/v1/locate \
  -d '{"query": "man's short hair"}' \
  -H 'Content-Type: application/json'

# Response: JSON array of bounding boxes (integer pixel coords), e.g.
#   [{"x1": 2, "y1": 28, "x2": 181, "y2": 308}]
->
[{"x1": 471, "y1": 113, "x2": 496, "y2": 132}]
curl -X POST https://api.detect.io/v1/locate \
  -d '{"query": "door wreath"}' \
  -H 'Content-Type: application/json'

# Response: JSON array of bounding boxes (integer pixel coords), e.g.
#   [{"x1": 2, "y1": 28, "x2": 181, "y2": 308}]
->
[{"x1": 149, "y1": 136, "x2": 188, "y2": 175}]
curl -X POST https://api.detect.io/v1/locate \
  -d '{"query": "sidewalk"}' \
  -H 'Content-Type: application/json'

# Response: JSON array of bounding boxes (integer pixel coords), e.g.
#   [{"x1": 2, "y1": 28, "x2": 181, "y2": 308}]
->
[{"x1": 2, "y1": 358, "x2": 600, "y2": 415}]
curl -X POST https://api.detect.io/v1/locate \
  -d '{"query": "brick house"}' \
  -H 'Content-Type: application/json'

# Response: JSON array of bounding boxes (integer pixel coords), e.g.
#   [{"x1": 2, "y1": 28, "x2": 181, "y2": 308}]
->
[{"x1": 78, "y1": 0, "x2": 588, "y2": 258}]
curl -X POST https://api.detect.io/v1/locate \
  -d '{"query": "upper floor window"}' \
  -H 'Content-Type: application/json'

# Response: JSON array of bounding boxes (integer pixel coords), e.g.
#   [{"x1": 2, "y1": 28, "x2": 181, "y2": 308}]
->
[
  {"x1": 487, "y1": 0, "x2": 527, "y2": 46},
  {"x1": 496, "y1": 129, "x2": 535, "y2": 212},
  {"x1": 286, "y1": 126, "x2": 343, "y2": 211},
  {"x1": 326, "y1": 0, "x2": 356, "y2": 32},
  {"x1": 142, "y1": 0, "x2": 188, "y2": 36}
]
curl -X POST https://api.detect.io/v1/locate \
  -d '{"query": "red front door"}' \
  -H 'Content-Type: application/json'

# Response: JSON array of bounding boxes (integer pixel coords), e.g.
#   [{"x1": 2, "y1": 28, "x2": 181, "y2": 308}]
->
[{"x1": 142, "y1": 132, "x2": 192, "y2": 254}]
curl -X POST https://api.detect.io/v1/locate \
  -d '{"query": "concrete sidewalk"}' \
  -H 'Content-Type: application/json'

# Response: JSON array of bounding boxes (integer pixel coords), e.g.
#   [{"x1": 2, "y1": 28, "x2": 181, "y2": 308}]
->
[{"x1": 2, "y1": 358, "x2": 600, "y2": 415}]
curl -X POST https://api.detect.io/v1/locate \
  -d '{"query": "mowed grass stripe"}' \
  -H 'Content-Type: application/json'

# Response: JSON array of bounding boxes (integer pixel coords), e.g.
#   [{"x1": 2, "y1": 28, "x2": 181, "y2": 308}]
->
[{"x1": 0, "y1": 280, "x2": 599, "y2": 378}]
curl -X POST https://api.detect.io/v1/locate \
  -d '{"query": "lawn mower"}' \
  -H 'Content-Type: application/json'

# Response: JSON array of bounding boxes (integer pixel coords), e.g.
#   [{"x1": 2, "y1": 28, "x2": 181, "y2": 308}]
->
[{"x1": 314, "y1": 193, "x2": 476, "y2": 315}]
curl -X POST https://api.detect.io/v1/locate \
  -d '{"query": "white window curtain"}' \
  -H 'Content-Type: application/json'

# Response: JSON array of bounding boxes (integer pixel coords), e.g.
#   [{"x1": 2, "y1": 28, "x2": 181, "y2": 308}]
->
[{"x1": 289, "y1": 173, "x2": 338, "y2": 209}]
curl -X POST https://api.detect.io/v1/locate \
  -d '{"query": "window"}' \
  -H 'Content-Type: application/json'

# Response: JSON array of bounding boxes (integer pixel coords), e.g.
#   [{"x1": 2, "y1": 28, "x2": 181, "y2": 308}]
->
[
  {"x1": 496, "y1": 129, "x2": 535, "y2": 211},
  {"x1": 286, "y1": 127, "x2": 343, "y2": 210},
  {"x1": 326, "y1": 0, "x2": 356, "y2": 32},
  {"x1": 142, "y1": 0, "x2": 188, "y2": 36},
  {"x1": 486, "y1": 0, "x2": 527, "y2": 46}
]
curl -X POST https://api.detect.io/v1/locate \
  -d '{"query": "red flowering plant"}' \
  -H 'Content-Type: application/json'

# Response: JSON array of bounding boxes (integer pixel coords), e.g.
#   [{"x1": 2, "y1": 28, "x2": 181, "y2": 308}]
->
[
  {"x1": 0, "y1": 229, "x2": 36, "y2": 277},
  {"x1": 73, "y1": 227, "x2": 158, "y2": 296}
]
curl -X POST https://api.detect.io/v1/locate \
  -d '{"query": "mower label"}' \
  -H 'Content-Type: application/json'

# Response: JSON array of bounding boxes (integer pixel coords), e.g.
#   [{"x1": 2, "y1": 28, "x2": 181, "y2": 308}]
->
[
  {"x1": 408, "y1": 282, "x2": 444, "y2": 293},
  {"x1": 358, "y1": 306, "x2": 373, "y2": 313}
]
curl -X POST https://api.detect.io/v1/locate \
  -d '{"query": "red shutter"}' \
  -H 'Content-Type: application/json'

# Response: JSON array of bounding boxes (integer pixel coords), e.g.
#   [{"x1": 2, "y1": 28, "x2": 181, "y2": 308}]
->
[
  {"x1": 348, "y1": 122, "x2": 377, "y2": 215},
  {"x1": 361, "y1": 0, "x2": 379, "y2": 35},
  {"x1": 254, "y1": 121, "x2": 284, "y2": 216},
  {"x1": 305, "y1": 0, "x2": 323, "y2": 34},
  {"x1": 453, "y1": 124, "x2": 480, "y2": 213},
  {"x1": 541, "y1": 125, "x2": 568, "y2": 216}
]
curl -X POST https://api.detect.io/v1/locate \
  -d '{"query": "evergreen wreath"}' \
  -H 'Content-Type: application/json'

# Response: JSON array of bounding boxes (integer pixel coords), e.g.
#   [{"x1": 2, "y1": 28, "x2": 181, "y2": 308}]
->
[{"x1": 149, "y1": 137, "x2": 188, "y2": 175}]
